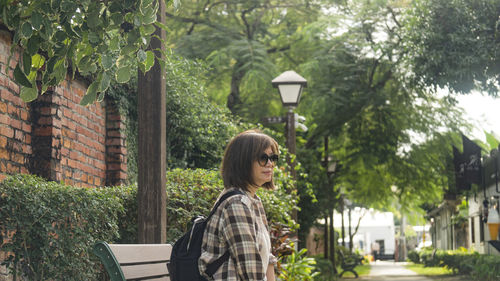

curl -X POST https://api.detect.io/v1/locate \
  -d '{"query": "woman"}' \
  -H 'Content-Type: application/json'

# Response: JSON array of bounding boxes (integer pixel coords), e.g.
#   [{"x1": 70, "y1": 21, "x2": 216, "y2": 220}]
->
[{"x1": 199, "y1": 130, "x2": 279, "y2": 281}]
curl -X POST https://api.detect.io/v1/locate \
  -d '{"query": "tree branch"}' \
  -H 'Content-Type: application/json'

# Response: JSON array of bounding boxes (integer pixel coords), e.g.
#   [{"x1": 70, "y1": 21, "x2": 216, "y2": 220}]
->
[
  {"x1": 165, "y1": 11, "x2": 239, "y2": 38},
  {"x1": 267, "y1": 46, "x2": 290, "y2": 53},
  {"x1": 241, "y1": 4, "x2": 258, "y2": 39}
]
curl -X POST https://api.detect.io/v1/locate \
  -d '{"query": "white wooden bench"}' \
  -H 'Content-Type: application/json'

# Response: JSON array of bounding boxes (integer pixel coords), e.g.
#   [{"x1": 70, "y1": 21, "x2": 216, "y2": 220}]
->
[{"x1": 93, "y1": 241, "x2": 172, "y2": 281}]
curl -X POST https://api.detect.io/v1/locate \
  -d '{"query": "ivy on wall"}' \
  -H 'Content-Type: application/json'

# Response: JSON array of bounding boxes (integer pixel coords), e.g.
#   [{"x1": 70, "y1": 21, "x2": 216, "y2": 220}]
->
[{"x1": 1, "y1": 0, "x2": 169, "y2": 105}]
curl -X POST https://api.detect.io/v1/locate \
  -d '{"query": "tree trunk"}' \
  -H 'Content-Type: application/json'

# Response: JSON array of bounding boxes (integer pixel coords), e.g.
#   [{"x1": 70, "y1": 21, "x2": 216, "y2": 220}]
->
[{"x1": 226, "y1": 62, "x2": 245, "y2": 114}]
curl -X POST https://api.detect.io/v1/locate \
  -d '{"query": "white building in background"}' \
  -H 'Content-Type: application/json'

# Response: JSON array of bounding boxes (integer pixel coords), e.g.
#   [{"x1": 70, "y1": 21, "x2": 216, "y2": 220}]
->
[{"x1": 333, "y1": 208, "x2": 396, "y2": 257}]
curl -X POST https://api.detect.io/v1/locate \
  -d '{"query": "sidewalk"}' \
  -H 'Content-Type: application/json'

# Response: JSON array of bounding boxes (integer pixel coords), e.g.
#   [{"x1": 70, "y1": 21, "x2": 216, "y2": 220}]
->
[{"x1": 340, "y1": 260, "x2": 467, "y2": 281}]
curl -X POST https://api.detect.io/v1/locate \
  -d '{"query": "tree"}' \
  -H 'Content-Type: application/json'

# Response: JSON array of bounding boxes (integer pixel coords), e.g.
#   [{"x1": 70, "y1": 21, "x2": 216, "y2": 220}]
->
[
  {"x1": 294, "y1": 0, "x2": 470, "y2": 243},
  {"x1": 1, "y1": 0, "x2": 163, "y2": 104},
  {"x1": 164, "y1": 0, "x2": 322, "y2": 117},
  {"x1": 403, "y1": 0, "x2": 500, "y2": 95}
]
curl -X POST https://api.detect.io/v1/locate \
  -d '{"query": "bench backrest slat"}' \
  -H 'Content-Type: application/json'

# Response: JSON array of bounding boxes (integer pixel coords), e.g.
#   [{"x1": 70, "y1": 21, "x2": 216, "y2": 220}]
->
[
  {"x1": 94, "y1": 242, "x2": 172, "y2": 281},
  {"x1": 121, "y1": 263, "x2": 170, "y2": 281},
  {"x1": 109, "y1": 244, "x2": 172, "y2": 264}
]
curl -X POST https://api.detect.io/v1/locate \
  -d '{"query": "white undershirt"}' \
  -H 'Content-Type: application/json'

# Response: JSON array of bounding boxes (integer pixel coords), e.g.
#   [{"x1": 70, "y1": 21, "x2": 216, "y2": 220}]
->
[
  {"x1": 257, "y1": 213, "x2": 270, "y2": 272},
  {"x1": 250, "y1": 196, "x2": 270, "y2": 278}
]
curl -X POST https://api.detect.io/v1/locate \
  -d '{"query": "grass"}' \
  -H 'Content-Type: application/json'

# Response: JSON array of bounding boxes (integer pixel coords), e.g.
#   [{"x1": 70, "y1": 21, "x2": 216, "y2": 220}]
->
[
  {"x1": 337, "y1": 263, "x2": 371, "y2": 277},
  {"x1": 405, "y1": 262, "x2": 453, "y2": 276}
]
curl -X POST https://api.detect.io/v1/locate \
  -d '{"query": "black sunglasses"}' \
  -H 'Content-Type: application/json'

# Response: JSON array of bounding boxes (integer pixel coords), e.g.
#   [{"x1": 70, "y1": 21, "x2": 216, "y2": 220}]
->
[{"x1": 258, "y1": 154, "x2": 279, "y2": 167}]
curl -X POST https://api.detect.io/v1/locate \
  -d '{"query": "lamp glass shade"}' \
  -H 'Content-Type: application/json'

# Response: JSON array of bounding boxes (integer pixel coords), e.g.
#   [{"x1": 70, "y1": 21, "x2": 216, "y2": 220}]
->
[
  {"x1": 278, "y1": 84, "x2": 302, "y2": 106},
  {"x1": 488, "y1": 222, "x2": 500, "y2": 240}
]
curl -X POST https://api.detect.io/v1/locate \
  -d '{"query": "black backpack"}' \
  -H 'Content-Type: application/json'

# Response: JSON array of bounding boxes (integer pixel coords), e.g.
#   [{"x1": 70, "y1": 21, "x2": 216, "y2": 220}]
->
[{"x1": 167, "y1": 190, "x2": 243, "y2": 281}]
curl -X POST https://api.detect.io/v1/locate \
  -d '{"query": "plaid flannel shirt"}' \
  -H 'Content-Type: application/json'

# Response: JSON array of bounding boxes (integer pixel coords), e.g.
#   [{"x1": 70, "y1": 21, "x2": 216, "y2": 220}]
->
[{"x1": 199, "y1": 188, "x2": 276, "y2": 281}]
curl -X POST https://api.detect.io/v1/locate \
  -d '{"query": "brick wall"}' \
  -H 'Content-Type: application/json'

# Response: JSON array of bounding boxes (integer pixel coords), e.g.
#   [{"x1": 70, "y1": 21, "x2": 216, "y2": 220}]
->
[
  {"x1": 0, "y1": 28, "x2": 129, "y2": 281},
  {"x1": 0, "y1": 29, "x2": 127, "y2": 187},
  {"x1": 0, "y1": 30, "x2": 31, "y2": 183}
]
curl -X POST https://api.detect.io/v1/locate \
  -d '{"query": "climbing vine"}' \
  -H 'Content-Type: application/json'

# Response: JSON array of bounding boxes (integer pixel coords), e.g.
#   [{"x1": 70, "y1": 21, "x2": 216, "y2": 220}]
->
[{"x1": 0, "y1": 0, "x2": 170, "y2": 105}]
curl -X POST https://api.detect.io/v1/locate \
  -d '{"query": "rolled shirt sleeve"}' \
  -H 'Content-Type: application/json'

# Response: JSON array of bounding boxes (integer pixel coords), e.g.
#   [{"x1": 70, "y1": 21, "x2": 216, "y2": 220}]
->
[
  {"x1": 268, "y1": 253, "x2": 278, "y2": 265},
  {"x1": 221, "y1": 199, "x2": 266, "y2": 280}
]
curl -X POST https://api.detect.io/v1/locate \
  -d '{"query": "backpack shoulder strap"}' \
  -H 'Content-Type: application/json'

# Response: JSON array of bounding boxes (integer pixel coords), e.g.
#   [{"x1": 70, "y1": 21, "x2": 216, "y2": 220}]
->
[{"x1": 207, "y1": 189, "x2": 244, "y2": 220}]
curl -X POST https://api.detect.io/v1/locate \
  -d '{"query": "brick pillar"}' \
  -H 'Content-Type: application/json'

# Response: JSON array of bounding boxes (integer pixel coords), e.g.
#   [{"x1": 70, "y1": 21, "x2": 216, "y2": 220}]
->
[
  {"x1": 105, "y1": 98, "x2": 127, "y2": 186},
  {"x1": 29, "y1": 91, "x2": 62, "y2": 181}
]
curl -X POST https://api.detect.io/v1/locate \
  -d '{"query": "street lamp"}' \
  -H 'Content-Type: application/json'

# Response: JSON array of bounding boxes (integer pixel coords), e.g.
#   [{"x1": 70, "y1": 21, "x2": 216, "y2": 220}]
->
[
  {"x1": 272, "y1": 70, "x2": 307, "y2": 180},
  {"x1": 272, "y1": 70, "x2": 307, "y2": 107},
  {"x1": 272, "y1": 70, "x2": 307, "y2": 243}
]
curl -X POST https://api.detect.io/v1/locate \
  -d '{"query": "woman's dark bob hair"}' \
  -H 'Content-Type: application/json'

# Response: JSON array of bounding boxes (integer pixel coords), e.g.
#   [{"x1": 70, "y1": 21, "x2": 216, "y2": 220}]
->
[{"x1": 221, "y1": 129, "x2": 279, "y2": 191}]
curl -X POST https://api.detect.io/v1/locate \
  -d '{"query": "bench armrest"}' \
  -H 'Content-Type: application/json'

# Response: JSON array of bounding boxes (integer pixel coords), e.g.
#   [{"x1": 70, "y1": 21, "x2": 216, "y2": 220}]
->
[{"x1": 93, "y1": 241, "x2": 126, "y2": 281}]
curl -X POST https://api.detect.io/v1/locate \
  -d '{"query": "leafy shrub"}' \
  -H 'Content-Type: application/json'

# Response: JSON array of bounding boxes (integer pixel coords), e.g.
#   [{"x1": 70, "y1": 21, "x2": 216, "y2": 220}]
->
[
  {"x1": 279, "y1": 246, "x2": 319, "y2": 281},
  {"x1": 419, "y1": 248, "x2": 439, "y2": 267},
  {"x1": 471, "y1": 255, "x2": 500, "y2": 281},
  {"x1": 107, "y1": 54, "x2": 240, "y2": 184},
  {"x1": 407, "y1": 250, "x2": 420, "y2": 263},
  {"x1": 99, "y1": 168, "x2": 298, "y2": 244},
  {"x1": 412, "y1": 247, "x2": 500, "y2": 280},
  {"x1": 164, "y1": 168, "x2": 225, "y2": 242},
  {"x1": 0, "y1": 169, "x2": 298, "y2": 279},
  {"x1": 0, "y1": 174, "x2": 122, "y2": 281},
  {"x1": 312, "y1": 257, "x2": 337, "y2": 281},
  {"x1": 163, "y1": 168, "x2": 298, "y2": 243}
]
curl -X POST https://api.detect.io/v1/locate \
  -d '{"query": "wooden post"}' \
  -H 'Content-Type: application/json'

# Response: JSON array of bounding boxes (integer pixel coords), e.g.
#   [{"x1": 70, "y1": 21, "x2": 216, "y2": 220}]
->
[{"x1": 137, "y1": 0, "x2": 167, "y2": 244}]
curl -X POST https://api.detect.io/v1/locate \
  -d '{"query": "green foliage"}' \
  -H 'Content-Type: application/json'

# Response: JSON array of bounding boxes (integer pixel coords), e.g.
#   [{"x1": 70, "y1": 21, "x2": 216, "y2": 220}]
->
[
  {"x1": 1, "y1": 0, "x2": 162, "y2": 105},
  {"x1": 413, "y1": 247, "x2": 500, "y2": 280},
  {"x1": 485, "y1": 131, "x2": 500, "y2": 150},
  {"x1": 298, "y1": 1, "x2": 469, "y2": 230},
  {"x1": 279, "y1": 246, "x2": 319, "y2": 281},
  {"x1": 407, "y1": 250, "x2": 420, "y2": 263},
  {"x1": 86, "y1": 167, "x2": 298, "y2": 244},
  {"x1": 311, "y1": 257, "x2": 337, "y2": 281},
  {"x1": 163, "y1": 168, "x2": 226, "y2": 241},
  {"x1": 163, "y1": 168, "x2": 298, "y2": 241},
  {"x1": 162, "y1": 55, "x2": 239, "y2": 169},
  {"x1": 403, "y1": 0, "x2": 500, "y2": 95},
  {"x1": 451, "y1": 200, "x2": 469, "y2": 228},
  {"x1": 166, "y1": 0, "x2": 322, "y2": 116},
  {"x1": 0, "y1": 174, "x2": 122, "y2": 280},
  {"x1": 106, "y1": 54, "x2": 240, "y2": 182},
  {"x1": 0, "y1": 169, "x2": 298, "y2": 279}
]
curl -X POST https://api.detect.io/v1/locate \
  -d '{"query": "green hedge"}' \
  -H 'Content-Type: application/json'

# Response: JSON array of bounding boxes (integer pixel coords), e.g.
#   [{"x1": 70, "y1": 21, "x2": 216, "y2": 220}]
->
[
  {"x1": 116, "y1": 168, "x2": 297, "y2": 243},
  {"x1": 0, "y1": 170, "x2": 297, "y2": 280},
  {"x1": 0, "y1": 174, "x2": 122, "y2": 280},
  {"x1": 409, "y1": 248, "x2": 500, "y2": 281}
]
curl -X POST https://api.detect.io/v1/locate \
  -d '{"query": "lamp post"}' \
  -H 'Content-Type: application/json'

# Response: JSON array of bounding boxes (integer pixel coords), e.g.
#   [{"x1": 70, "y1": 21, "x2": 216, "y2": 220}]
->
[
  {"x1": 272, "y1": 71, "x2": 306, "y2": 231},
  {"x1": 272, "y1": 70, "x2": 307, "y2": 181},
  {"x1": 324, "y1": 136, "x2": 339, "y2": 273}
]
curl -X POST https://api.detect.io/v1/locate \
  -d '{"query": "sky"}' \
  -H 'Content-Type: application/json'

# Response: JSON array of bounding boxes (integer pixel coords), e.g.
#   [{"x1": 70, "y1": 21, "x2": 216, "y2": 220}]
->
[{"x1": 456, "y1": 93, "x2": 500, "y2": 143}]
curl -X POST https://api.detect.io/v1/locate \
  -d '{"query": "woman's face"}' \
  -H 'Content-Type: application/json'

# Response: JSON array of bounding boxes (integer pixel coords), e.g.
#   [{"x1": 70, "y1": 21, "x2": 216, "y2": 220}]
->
[{"x1": 251, "y1": 146, "x2": 276, "y2": 187}]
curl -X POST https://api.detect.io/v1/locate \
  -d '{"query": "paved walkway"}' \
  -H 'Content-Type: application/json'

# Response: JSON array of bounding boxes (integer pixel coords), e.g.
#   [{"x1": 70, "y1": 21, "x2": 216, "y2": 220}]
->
[{"x1": 340, "y1": 260, "x2": 467, "y2": 281}]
